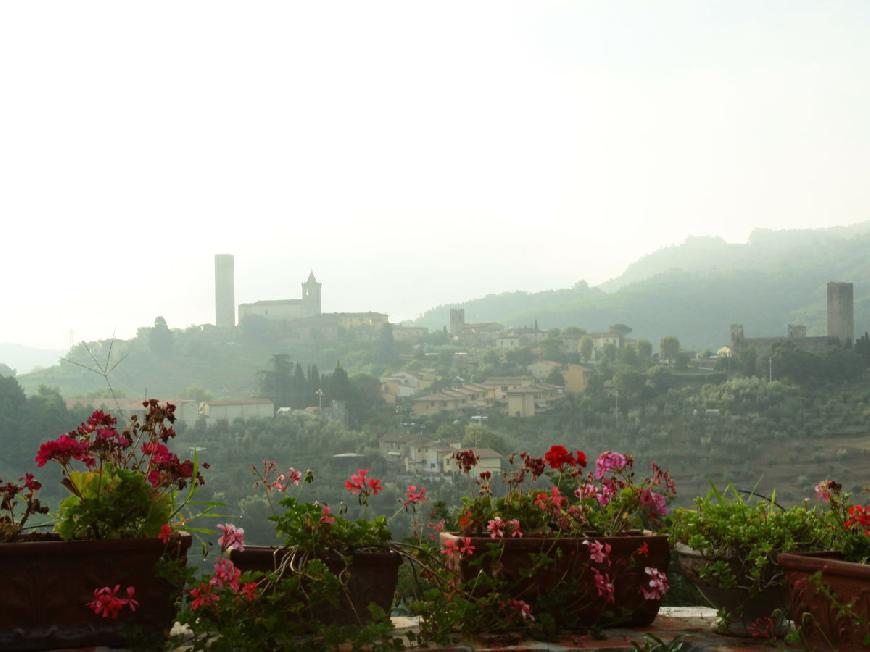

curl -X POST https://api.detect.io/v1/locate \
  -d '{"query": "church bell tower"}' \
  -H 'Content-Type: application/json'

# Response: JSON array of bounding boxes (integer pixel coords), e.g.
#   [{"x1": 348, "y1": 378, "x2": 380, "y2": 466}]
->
[{"x1": 302, "y1": 271, "x2": 322, "y2": 317}]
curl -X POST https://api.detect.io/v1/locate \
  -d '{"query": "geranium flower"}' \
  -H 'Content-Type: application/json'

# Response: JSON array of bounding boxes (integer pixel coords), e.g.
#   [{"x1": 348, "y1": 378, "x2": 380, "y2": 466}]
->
[
  {"x1": 636, "y1": 542, "x2": 649, "y2": 556},
  {"x1": 158, "y1": 524, "x2": 173, "y2": 544},
  {"x1": 487, "y1": 517, "x2": 505, "y2": 538},
  {"x1": 190, "y1": 582, "x2": 219, "y2": 611},
  {"x1": 543, "y1": 445, "x2": 587, "y2": 470},
  {"x1": 35, "y1": 434, "x2": 93, "y2": 468},
  {"x1": 240, "y1": 581, "x2": 259, "y2": 602},
  {"x1": 594, "y1": 451, "x2": 628, "y2": 479},
  {"x1": 640, "y1": 566, "x2": 669, "y2": 600},
  {"x1": 216, "y1": 523, "x2": 245, "y2": 552},
  {"x1": 640, "y1": 488, "x2": 668, "y2": 516},
  {"x1": 453, "y1": 450, "x2": 480, "y2": 473},
  {"x1": 845, "y1": 504, "x2": 870, "y2": 535},
  {"x1": 814, "y1": 479, "x2": 841, "y2": 503},
  {"x1": 320, "y1": 504, "x2": 336, "y2": 525},
  {"x1": 209, "y1": 558, "x2": 241, "y2": 592},
  {"x1": 404, "y1": 485, "x2": 427, "y2": 507},
  {"x1": 442, "y1": 537, "x2": 475, "y2": 560},
  {"x1": 507, "y1": 518, "x2": 523, "y2": 538},
  {"x1": 504, "y1": 598, "x2": 535, "y2": 621},
  {"x1": 87, "y1": 585, "x2": 138, "y2": 619},
  {"x1": 584, "y1": 539, "x2": 612, "y2": 565},
  {"x1": 520, "y1": 452, "x2": 545, "y2": 479},
  {"x1": 592, "y1": 568, "x2": 615, "y2": 603}
]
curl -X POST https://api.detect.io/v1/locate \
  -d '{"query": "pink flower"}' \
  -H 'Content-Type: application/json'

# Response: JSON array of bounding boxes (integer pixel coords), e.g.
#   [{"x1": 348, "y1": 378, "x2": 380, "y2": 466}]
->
[
  {"x1": 158, "y1": 524, "x2": 173, "y2": 544},
  {"x1": 271, "y1": 467, "x2": 303, "y2": 492},
  {"x1": 584, "y1": 539, "x2": 612, "y2": 565},
  {"x1": 210, "y1": 558, "x2": 241, "y2": 592},
  {"x1": 287, "y1": 467, "x2": 302, "y2": 485},
  {"x1": 487, "y1": 517, "x2": 505, "y2": 538},
  {"x1": 594, "y1": 451, "x2": 627, "y2": 479},
  {"x1": 190, "y1": 583, "x2": 219, "y2": 611},
  {"x1": 592, "y1": 568, "x2": 615, "y2": 603},
  {"x1": 442, "y1": 536, "x2": 476, "y2": 560},
  {"x1": 87, "y1": 585, "x2": 138, "y2": 619},
  {"x1": 216, "y1": 523, "x2": 245, "y2": 552},
  {"x1": 640, "y1": 566, "x2": 669, "y2": 601},
  {"x1": 534, "y1": 486, "x2": 567, "y2": 514},
  {"x1": 320, "y1": 504, "x2": 336, "y2": 525},
  {"x1": 404, "y1": 485, "x2": 427, "y2": 507},
  {"x1": 507, "y1": 518, "x2": 523, "y2": 538},
  {"x1": 640, "y1": 488, "x2": 668, "y2": 516},
  {"x1": 595, "y1": 478, "x2": 617, "y2": 506}
]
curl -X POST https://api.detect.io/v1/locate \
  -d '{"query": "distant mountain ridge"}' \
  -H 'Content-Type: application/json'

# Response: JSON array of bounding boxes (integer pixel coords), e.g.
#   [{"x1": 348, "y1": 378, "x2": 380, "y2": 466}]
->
[
  {"x1": 0, "y1": 343, "x2": 64, "y2": 375},
  {"x1": 414, "y1": 221, "x2": 870, "y2": 351}
]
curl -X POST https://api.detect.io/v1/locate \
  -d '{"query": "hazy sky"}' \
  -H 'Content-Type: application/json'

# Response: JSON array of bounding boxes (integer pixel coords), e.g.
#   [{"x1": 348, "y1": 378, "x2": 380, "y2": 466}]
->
[{"x1": 2, "y1": 1, "x2": 869, "y2": 350}]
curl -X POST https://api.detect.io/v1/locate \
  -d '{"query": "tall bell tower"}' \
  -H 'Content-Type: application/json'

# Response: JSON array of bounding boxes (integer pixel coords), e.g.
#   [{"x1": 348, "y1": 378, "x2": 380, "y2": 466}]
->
[{"x1": 302, "y1": 271, "x2": 322, "y2": 317}]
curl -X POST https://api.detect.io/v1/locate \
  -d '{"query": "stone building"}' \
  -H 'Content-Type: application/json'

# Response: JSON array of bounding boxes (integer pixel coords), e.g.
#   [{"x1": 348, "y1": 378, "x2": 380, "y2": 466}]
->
[
  {"x1": 214, "y1": 254, "x2": 235, "y2": 328},
  {"x1": 827, "y1": 281, "x2": 854, "y2": 346},
  {"x1": 730, "y1": 280, "x2": 855, "y2": 356},
  {"x1": 238, "y1": 272, "x2": 322, "y2": 323}
]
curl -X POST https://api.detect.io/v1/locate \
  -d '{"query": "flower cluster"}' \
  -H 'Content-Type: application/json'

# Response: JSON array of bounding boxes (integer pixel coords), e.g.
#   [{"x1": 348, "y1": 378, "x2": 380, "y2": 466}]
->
[
  {"x1": 640, "y1": 566, "x2": 669, "y2": 601},
  {"x1": 187, "y1": 525, "x2": 259, "y2": 613},
  {"x1": 87, "y1": 585, "x2": 139, "y2": 619},
  {"x1": 217, "y1": 523, "x2": 246, "y2": 552},
  {"x1": 344, "y1": 468, "x2": 383, "y2": 503},
  {"x1": 543, "y1": 444, "x2": 587, "y2": 471},
  {"x1": 441, "y1": 536, "x2": 475, "y2": 561}
]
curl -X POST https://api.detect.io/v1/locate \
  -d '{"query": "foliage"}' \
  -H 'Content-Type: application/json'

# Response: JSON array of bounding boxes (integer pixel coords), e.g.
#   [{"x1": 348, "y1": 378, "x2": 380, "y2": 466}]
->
[
  {"x1": 813, "y1": 480, "x2": 870, "y2": 563},
  {"x1": 668, "y1": 485, "x2": 830, "y2": 593}
]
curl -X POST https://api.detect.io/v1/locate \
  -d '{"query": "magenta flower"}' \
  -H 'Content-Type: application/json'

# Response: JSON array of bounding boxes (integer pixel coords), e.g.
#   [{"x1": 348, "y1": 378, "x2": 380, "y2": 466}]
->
[
  {"x1": 640, "y1": 488, "x2": 669, "y2": 516},
  {"x1": 594, "y1": 451, "x2": 627, "y2": 479}
]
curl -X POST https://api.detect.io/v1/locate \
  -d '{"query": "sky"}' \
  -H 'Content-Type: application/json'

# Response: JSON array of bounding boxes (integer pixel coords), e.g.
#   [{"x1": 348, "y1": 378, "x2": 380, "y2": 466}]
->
[{"x1": 2, "y1": 1, "x2": 869, "y2": 351}]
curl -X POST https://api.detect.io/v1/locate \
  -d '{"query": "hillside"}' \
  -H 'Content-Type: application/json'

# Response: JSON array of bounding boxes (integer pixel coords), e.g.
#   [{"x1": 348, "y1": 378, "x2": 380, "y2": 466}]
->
[
  {"x1": 0, "y1": 342, "x2": 64, "y2": 375},
  {"x1": 415, "y1": 222, "x2": 870, "y2": 351}
]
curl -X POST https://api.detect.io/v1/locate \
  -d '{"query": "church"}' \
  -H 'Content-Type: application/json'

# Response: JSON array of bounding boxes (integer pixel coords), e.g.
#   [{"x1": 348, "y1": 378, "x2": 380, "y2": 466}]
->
[{"x1": 238, "y1": 272, "x2": 323, "y2": 322}]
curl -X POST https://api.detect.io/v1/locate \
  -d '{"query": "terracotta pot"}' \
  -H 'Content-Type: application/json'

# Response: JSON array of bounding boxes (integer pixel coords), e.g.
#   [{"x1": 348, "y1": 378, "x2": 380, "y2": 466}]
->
[
  {"x1": 675, "y1": 542, "x2": 789, "y2": 637},
  {"x1": 440, "y1": 531, "x2": 669, "y2": 627},
  {"x1": 230, "y1": 545, "x2": 400, "y2": 625},
  {"x1": 779, "y1": 552, "x2": 870, "y2": 652},
  {"x1": 0, "y1": 533, "x2": 191, "y2": 651}
]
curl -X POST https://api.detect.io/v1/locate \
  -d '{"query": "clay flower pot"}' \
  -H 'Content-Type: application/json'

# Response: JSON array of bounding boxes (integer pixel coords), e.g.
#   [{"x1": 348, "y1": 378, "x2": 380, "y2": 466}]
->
[
  {"x1": 675, "y1": 542, "x2": 789, "y2": 637},
  {"x1": 779, "y1": 552, "x2": 870, "y2": 652},
  {"x1": 440, "y1": 531, "x2": 669, "y2": 627},
  {"x1": 230, "y1": 545, "x2": 400, "y2": 625},
  {"x1": 0, "y1": 533, "x2": 191, "y2": 651}
]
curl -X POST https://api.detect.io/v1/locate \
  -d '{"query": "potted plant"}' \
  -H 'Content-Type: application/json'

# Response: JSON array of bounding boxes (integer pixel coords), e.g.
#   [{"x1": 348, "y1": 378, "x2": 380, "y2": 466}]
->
[
  {"x1": 175, "y1": 461, "x2": 426, "y2": 649},
  {"x1": 779, "y1": 480, "x2": 870, "y2": 651},
  {"x1": 405, "y1": 446, "x2": 675, "y2": 642},
  {"x1": 0, "y1": 400, "x2": 205, "y2": 650},
  {"x1": 669, "y1": 485, "x2": 830, "y2": 638}
]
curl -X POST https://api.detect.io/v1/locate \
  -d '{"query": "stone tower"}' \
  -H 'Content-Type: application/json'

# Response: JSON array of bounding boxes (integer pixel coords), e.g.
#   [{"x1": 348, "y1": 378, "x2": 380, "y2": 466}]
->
[
  {"x1": 449, "y1": 308, "x2": 465, "y2": 335},
  {"x1": 302, "y1": 271, "x2": 322, "y2": 317},
  {"x1": 214, "y1": 254, "x2": 235, "y2": 328},
  {"x1": 827, "y1": 281, "x2": 854, "y2": 346}
]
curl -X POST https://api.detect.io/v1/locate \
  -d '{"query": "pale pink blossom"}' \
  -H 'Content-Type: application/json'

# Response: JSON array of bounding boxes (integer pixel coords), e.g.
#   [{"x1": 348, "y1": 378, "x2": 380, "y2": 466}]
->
[
  {"x1": 640, "y1": 566, "x2": 669, "y2": 601},
  {"x1": 584, "y1": 539, "x2": 612, "y2": 565},
  {"x1": 216, "y1": 523, "x2": 245, "y2": 552},
  {"x1": 594, "y1": 451, "x2": 627, "y2": 479},
  {"x1": 487, "y1": 517, "x2": 505, "y2": 538},
  {"x1": 507, "y1": 518, "x2": 523, "y2": 538}
]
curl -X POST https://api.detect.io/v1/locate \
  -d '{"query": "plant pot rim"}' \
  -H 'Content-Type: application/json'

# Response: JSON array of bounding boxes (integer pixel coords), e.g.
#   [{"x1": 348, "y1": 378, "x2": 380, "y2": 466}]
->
[
  {"x1": 442, "y1": 531, "x2": 666, "y2": 541},
  {"x1": 778, "y1": 551, "x2": 868, "y2": 579},
  {"x1": 0, "y1": 532, "x2": 192, "y2": 555},
  {"x1": 233, "y1": 544, "x2": 400, "y2": 560}
]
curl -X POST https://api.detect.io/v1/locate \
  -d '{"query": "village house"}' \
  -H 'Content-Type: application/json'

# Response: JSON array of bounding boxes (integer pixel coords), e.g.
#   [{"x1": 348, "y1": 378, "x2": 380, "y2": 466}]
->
[{"x1": 506, "y1": 384, "x2": 563, "y2": 417}]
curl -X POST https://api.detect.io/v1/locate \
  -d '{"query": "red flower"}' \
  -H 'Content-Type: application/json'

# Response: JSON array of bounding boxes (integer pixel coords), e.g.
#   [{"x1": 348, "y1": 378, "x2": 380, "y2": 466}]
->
[
  {"x1": 453, "y1": 449, "x2": 480, "y2": 473},
  {"x1": 845, "y1": 504, "x2": 870, "y2": 535},
  {"x1": 367, "y1": 478, "x2": 383, "y2": 495},
  {"x1": 344, "y1": 469, "x2": 370, "y2": 495},
  {"x1": 190, "y1": 582, "x2": 219, "y2": 611},
  {"x1": 320, "y1": 504, "x2": 336, "y2": 525},
  {"x1": 637, "y1": 542, "x2": 649, "y2": 556},
  {"x1": 35, "y1": 434, "x2": 93, "y2": 468},
  {"x1": 240, "y1": 581, "x2": 258, "y2": 602},
  {"x1": 544, "y1": 444, "x2": 581, "y2": 470},
  {"x1": 87, "y1": 585, "x2": 138, "y2": 619},
  {"x1": 404, "y1": 485, "x2": 427, "y2": 507},
  {"x1": 158, "y1": 524, "x2": 173, "y2": 544}
]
